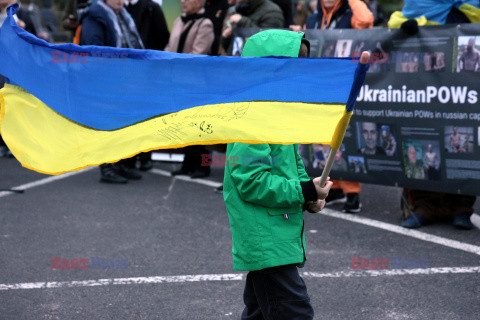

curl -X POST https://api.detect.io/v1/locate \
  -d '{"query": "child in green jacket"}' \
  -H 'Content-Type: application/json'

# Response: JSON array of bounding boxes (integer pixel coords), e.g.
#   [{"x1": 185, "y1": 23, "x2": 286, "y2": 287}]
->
[{"x1": 223, "y1": 29, "x2": 333, "y2": 320}]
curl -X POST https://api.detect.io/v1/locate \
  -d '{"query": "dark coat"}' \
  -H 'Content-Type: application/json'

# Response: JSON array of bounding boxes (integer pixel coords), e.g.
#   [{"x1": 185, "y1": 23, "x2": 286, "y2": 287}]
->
[
  {"x1": 204, "y1": 0, "x2": 229, "y2": 55},
  {"x1": 126, "y1": 0, "x2": 170, "y2": 50},
  {"x1": 236, "y1": 0, "x2": 284, "y2": 28},
  {"x1": 79, "y1": 2, "x2": 118, "y2": 46}
]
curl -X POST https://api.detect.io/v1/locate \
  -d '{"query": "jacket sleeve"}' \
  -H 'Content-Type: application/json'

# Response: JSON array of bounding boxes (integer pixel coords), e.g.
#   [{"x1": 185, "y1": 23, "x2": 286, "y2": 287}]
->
[
  {"x1": 191, "y1": 18, "x2": 215, "y2": 55},
  {"x1": 228, "y1": 143, "x2": 315, "y2": 208},
  {"x1": 80, "y1": 16, "x2": 106, "y2": 46},
  {"x1": 349, "y1": 0, "x2": 374, "y2": 29}
]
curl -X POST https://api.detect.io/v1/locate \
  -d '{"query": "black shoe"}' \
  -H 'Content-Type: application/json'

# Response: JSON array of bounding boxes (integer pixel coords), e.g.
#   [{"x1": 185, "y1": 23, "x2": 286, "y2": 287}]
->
[
  {"x1": 401, "y1": 213, "x2": 428, "y2": 228},
  {"x1": 453, "y1": 212, "x2": 474, "y2": 230},
  {"x1": 325, "y1": 189, "x2": 347, "y2": 206},
  {"x1": 343, "y1": 193, "x2": 361, "y2": 213},
  {"x1": 190, "y1": 170, "x2": 210, "y2": 179},
  {"x1": 100, "y1": 165, "x2": 128, "y2": 184},
  {"x1": 116, "y1": 165, "x2": 142, "y2": 180},
  {"x1": 215, "y1": 185, "x2": 223, "y2": 193},
  {"x1": 139, "y1": 160, "x2": 153, "y2": 171}
]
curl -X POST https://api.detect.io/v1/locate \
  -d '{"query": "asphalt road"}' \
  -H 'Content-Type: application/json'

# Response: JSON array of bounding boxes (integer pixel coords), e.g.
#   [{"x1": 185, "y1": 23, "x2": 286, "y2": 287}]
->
[{"x1": 1, "y1": 155, "x2": 480, "y2": 320}]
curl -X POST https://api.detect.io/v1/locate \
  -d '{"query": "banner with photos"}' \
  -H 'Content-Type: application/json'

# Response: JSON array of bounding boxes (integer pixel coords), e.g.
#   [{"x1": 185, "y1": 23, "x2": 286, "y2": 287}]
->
[{"x1": 233, "y1": 25, "x2": 480, "y2": 196}]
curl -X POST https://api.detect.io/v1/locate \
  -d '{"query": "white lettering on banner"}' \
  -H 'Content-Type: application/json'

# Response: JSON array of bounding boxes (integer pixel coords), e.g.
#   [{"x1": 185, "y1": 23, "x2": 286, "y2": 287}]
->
[{"x1": 357, "y1": 85, "x2": 478, "y2": 104}]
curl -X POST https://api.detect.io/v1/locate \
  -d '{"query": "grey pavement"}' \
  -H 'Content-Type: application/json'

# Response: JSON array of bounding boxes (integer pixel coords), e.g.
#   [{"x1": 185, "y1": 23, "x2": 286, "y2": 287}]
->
[{"x1": 1, "y1": 156, "x2": 479, "y2": 320}]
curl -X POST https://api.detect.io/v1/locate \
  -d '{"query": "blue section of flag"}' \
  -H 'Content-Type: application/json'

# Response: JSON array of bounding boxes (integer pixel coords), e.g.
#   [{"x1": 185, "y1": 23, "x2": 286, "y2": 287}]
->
[{"x1": 0, "y1": 4, "x2": 359, "y2": 131}]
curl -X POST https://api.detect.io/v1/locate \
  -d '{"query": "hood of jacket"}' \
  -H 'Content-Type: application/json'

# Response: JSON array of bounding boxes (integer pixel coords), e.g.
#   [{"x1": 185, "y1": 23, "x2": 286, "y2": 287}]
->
[{"x1": 241, "y1": 29, "x2": 308, "y2": 58}]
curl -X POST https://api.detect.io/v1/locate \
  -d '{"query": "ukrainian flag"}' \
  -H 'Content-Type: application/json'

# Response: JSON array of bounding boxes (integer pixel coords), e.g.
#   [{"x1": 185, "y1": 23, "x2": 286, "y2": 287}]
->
[
  {"x1": 388, "y1": 0, "x2": 480, "y2": 27},
  {"x1": 0, "y1": 4, "x2": 367, "y2": 175}
]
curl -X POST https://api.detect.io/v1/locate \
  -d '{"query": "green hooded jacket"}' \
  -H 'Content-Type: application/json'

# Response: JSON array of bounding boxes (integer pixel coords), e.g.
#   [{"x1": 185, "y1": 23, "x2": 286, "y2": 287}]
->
[{"x1": 223, "y1": 30, "x2": 312, "y2": 271}]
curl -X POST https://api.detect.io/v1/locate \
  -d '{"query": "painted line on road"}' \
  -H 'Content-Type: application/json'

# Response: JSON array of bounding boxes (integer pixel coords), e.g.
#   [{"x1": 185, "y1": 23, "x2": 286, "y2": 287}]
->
[
  {"x1": 321, "y1": 208, "x2": 480, "y2": 256},
  {"x1": 303, "y1": 266, "x2": 480, "y2": 278},
  {"x1": 1, "y1": 267, "x2": 479, "y2": 291},
  {"x1": 0, "y1": 274, "x2": 243, "y2": 290},
  {"x1": 0, "y1": 167, "x2": 95, "y2": 198},
  {"x1": 150, "y1": 168, "x2": 222, "y2": 188}
]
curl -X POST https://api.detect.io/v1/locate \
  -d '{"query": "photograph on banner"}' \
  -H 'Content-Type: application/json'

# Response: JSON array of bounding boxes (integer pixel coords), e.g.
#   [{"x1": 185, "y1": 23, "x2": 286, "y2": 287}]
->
[
  {"x1": 424, "y1": 52, "x2": 446, "y2": 72},
  {"x1": 420, "y1": 140, "x2": 441, "y2": 181},
  {"x1": 351, "y1": 40, "x2": 390, "y2": 73},
  {"x1": 348, "y1": 156, "x2": 367, "y2": 174},
  {"x1": 334, "y1": 40, "x2": 352, "y2": 58},
  {"x1": 395, "y1": 52, "x2": 419, "y2": 73},
  {"x1": 300, "y1": 144, "x2": 348, "y2": 171},
  {"x1": 311, "y1": 144, "x2": 329, "y2": 169},
  {"x1": 445, "y1": 126, "x2": 474, "y2": 154},
  {"x1": 356, "y1": 121, "x2": 397, "y2": 156},
  {"x1": 403, "y1": 140, "x2": 426, "y2": 180},
  {"x1": 320, "y1": 40, "x2": 336, "y2": 57},
  {"x1": 392, "y1": 51, "x2": 445, "y2": 73},
  {"x1": 455, "y1": 36, "x2": 480, "y2": 72}
]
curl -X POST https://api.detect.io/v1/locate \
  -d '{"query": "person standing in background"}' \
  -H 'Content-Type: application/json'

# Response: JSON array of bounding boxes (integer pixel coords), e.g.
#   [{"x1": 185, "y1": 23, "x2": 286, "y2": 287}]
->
[
  {"x1": 125, "y1": 0, "x2": 170, "y2": 171},
  {"x1": 166, "y1": 0, "x2": 215, "y2": 178},
  {"x1": 125, "y1": 0, "x2": 170, "y2": 50},
  {"x1": 80, "y1": 0, "x2": 145, "y2": 183},
  {"x1": 204, "y1": 0, "x2": 229, "y2": 55},
  {"x1": 389, "y1": 0, "x2": 477, "y2": 230}
]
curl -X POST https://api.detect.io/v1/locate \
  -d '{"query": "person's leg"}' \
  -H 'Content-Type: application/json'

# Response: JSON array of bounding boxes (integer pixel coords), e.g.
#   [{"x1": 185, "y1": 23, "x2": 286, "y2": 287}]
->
[
  {"x1": 117, "y1": 158, "x2": 142, "y2": 180},
  {"x1": 401, "y1": 189, "x2": 435, "y2": 228},
  {"x1": 172, "y1": 147, "x2": 195, "y2": 175},
  {"x1": 250, "y1": 265, "x2": 314, "y2": 320},
  {"x1": 241, "y1": 272, "x2": 264, "y2": 320},
  {"x1": 444, "y1": 194, "x2": 476, "y2": 230},
  {"x1": 139, "y1": 152, "x2": 153, "y2": 171},
  {"x1": 341, "y1": 181, "x2": 362, "y2": 213},
  {"x1": 190, "y1": 145, "x2": 210, "y2": 178}
]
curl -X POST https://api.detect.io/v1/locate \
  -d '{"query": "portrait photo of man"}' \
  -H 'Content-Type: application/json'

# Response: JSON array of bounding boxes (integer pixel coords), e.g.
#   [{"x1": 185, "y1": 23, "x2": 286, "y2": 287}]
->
[
  {"x1": 404, "y1": 142, "x2": 425, "y2": 180},
  {"x1": 357, "y1": 121, "x2": 386, "y2": 155}
]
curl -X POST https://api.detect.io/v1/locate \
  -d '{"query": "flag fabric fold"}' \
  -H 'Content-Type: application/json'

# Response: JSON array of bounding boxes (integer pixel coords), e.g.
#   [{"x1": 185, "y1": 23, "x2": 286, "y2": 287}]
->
[{"x1": 0, "y1": 3, "x2": 367, "y2": 175}]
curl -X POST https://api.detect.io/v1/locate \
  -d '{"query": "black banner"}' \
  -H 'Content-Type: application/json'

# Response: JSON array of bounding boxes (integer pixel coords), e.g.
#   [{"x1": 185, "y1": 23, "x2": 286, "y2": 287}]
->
[{"x1": 233, "y1": 25, "x2": 480, "y2": 196}]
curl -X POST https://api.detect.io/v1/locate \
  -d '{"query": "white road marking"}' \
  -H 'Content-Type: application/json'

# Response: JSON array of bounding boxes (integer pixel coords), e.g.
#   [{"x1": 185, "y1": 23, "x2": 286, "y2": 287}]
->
[
  {"x1": 150, "y1": 168, "x2": 222, "y2": 188},
  {"x1": 0, "y1": 167, "x2": 95, "y2": 198},
  {"x1": 1, "y1": 267, "x2": 479, "y2": 291},
  {"x1": 321, "y1": 209, "x2": 480, "y2": 256},
  {"x1": 0, "y1": 274, "x2": 243, "y2": 290},
  {"x1": 303, "y1": 266, "x2": 480, "y2": 278}
]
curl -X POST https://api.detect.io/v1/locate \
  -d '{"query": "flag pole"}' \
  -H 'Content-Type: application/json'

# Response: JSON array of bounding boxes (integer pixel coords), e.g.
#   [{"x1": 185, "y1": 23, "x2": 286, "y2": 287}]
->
[{"x1": 319, "y1": 51, "x2": 370, "y2": 187}]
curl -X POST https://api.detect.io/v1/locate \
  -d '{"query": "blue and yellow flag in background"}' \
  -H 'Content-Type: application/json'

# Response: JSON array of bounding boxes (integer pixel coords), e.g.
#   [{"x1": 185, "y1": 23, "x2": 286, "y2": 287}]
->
[{"x1": 0, "y1": 4, "x2": 367, "y2": 175}]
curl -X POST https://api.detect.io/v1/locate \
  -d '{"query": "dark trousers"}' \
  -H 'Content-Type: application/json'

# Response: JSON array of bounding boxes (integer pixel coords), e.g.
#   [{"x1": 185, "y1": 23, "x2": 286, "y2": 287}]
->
[
  {"x1": 241, "y1": 265, "x2": 313, "y2": 320},
  {"x1": 403, "y1": 188, "x2": 475, "y2": 220},
  {"x1": 181, "y1": 145, "x2": 210, "y2": 174}
]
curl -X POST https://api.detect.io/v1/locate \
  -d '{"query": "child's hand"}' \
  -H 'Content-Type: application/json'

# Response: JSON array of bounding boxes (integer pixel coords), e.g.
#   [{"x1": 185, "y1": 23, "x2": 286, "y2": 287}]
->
[
  {"x1": 307, "y1": 199, "x2": 325, "y2": 213},
  {"x1": 312, "y1": 176, "x2": 333, "y2": 200}
]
